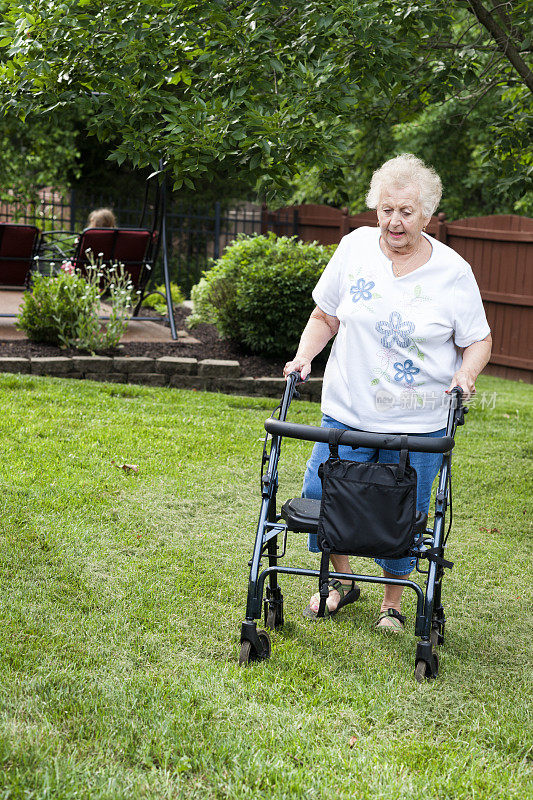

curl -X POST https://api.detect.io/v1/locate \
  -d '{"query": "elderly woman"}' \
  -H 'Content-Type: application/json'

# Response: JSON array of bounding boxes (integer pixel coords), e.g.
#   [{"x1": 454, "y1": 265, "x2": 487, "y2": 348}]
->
[{"x1": 283, "y1": 154, "x2": 492, "y2": 630}]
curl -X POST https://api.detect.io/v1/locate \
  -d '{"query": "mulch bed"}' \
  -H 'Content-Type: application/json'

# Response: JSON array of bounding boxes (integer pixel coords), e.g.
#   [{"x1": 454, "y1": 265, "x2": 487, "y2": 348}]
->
[{"x1": 0, "y1": 306, "x2": 325, "y2": 380}]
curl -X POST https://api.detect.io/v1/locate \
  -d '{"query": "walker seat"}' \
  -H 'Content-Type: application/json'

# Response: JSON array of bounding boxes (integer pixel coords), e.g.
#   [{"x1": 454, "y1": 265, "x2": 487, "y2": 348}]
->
[
  {"x1": 280, "y1": 498, "x2": 321, "y2": 533},
  {"x1": 280, "y1": 498, "x2": 428, "y2": 538}
]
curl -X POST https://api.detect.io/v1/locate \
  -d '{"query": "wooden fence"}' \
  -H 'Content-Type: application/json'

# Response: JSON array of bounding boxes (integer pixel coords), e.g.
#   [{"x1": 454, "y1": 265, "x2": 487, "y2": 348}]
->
[{"x1": 262, "y1": 205, "x2": 533, "y2": 383}]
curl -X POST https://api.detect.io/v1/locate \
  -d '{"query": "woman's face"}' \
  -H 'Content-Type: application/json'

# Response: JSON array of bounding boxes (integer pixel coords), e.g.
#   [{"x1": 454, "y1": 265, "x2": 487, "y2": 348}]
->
[{"x1": 377, "y1": 185, "x2": 430, "y2": 254}]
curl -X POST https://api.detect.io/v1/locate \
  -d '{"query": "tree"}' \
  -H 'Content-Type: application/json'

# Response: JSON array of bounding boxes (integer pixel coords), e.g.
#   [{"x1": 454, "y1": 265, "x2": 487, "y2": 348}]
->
[
  {"x1": 464, "y1": 0, "x2": 532, "y2": 93},
  {"x1": 419, "y1": 1, "x2": 532, "y2": 211},
  {"x1": 291, "y1": 1, "x2": 532, "y2": 215},
  {"x1": 0, "y1": 1, "x2": 530, "y2": 209},
  {"x1": 0, "y1": 2, "x2": 453, "y2": 198},
  {"x1": 290, "y1": 89, "x2": 531, "y2": 218}
]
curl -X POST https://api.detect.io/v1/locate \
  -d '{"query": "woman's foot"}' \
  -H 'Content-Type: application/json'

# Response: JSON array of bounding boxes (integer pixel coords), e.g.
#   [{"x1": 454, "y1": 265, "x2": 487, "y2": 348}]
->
[
  {"x1": 376, "y1": 570, "x2": 409, "y2": 631},
  {"x1": 303, "y1": 579, "x2": 360, "y2": 619},
  {"x1": 375, "y1": 608, "x2": 405, "y2": 632}
]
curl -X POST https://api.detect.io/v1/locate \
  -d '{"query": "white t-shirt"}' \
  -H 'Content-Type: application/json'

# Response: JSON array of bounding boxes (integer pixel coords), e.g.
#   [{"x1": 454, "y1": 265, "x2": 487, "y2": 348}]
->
[{"x1": 312, "y1": 227, "x2": 490, "y2": 432}]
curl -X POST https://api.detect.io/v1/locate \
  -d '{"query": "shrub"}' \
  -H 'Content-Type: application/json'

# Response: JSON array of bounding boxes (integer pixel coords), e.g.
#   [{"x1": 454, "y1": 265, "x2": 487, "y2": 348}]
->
[
  {"x1": 17, "y1": 261, "x2": 133, "y2": 352},
  {"x1": 187, "y1": 233, "x2": 336, "y2": 357},
  {"x1": 187, "y1": 276, "x2": 219, "y2": 329},
  {"x1": 142, "y1": 282, "x2": 184, "y2": 315}
]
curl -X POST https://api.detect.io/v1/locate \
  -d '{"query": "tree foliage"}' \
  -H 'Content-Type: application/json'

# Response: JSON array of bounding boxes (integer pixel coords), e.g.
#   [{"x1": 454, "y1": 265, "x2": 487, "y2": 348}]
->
[
  {"x1": 0, "y1": 1, "x2": 530, "y2": 211},
  {"x1": 0, "y1": 1, "x2": 454, "y2": 197},
  {"x1": 290, "y1": 1, "x2": 533, "y2": 216},
  {"x1": 0, "y1": 110, "x2": 80, "y2": 203}
]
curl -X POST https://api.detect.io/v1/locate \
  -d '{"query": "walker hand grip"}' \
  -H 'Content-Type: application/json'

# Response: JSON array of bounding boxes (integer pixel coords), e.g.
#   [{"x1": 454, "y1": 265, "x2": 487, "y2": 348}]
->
[
  {"x1": 450, "y1": 385, "x2": 468, "y2": 424},
  {"x1": 265, "y1": 419, "x2": 455, "y2": 453},
  {"x1": 278, "y1": 371, "x2": 305, "y2": 421},
  {"x1": 286, "y1": 370, "x2": 308, "y2": 383}
]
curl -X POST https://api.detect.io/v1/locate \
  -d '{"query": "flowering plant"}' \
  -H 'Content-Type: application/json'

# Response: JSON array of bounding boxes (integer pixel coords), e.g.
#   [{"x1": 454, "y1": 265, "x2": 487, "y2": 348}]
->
[{"x1": 17, "y1": 254, "x2": 133, "y2": 352}]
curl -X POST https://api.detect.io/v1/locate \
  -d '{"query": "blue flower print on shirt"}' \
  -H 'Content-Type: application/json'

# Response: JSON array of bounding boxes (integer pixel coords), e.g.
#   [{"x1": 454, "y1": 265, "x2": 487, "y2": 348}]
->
[
  {"x1": 350, "y1": 278, "x2": 375, "y2": 303},
  {"x1": 375, "y1": 311, "x2": 415, "y2": 349},
  {"x1": 394, "y1": 359, "x2": 420, "y2": 385}
]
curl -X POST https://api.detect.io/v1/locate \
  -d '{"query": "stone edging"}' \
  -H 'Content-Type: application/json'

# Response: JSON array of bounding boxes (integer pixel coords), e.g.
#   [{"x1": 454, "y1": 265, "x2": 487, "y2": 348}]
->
[{"x1": 0, "y1": 356, "x2": 323, "y2": 400}]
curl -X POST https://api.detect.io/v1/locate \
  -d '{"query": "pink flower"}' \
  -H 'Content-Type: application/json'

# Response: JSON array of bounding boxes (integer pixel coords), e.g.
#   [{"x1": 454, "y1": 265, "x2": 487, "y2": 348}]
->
[{"x1": 60, "y1": 260, "x2": 75, "y2": 275}]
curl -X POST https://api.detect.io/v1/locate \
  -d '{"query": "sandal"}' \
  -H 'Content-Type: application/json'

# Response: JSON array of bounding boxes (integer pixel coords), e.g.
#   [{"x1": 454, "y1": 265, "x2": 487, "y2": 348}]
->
[
  {"x1": 303, "y1": 579, "x2": 361, "y2": 620},
  {"x1": 375, "y1": 608, "x2": 406, "y2": 632}
]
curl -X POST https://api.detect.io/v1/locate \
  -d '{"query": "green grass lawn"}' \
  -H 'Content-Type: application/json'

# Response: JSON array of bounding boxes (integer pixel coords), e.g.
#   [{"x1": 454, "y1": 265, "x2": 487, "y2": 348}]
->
[{"x1": 0, "y1": 373, "x2": 530, "y2": 799}]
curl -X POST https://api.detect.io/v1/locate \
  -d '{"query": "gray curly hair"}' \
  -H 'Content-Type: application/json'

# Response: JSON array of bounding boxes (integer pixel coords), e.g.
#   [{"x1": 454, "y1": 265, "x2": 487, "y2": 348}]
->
[{"x1": 366, "y1": 154, "x2": 442, "y2": 219}]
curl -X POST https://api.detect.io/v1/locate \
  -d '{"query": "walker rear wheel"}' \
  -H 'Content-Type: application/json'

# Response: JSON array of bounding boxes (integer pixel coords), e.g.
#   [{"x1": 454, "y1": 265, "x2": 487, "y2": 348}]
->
[
  {"x1": 266, "y1": 608, "x2": 277, "y2": 630},
  {"x1": 265, "y1": 602, "x2": 284, "y2": 630},
  {"x1": 264, "y1": 589, "x2": 284, "y2": 630}
]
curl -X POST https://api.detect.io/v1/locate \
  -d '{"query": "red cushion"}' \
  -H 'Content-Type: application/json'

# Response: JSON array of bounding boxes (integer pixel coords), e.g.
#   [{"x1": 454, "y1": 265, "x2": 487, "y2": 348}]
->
[
  {"x1": 74, "y1": 228, "x2": 152, "y2": 288},
  {"x1": 0, "y1": 223, "x2": 40, "y2": 286}
]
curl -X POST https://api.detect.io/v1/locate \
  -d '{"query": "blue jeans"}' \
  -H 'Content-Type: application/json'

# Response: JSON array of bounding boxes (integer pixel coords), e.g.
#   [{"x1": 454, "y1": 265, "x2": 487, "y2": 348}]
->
[{"x1": 302, "y1": 414, "x2": 445, "y2": 576}]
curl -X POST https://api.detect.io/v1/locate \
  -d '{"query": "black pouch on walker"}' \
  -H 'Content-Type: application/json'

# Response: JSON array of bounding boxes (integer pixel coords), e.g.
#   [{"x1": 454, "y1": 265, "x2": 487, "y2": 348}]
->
[{"x1": 317, "y1": 429, "x2": 417, "y2": 558}]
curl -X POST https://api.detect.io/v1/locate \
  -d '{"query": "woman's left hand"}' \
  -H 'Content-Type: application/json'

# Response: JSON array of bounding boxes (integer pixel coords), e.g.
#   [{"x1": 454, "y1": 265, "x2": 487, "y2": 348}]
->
[
  {"x1": 447, "y1": 369, "x2": 476, "y2": 398},
  {"x1": 447, "y1": 336, "x2": 492, "y2": 398},
  {"x1": 448, "y1": 333, "x2": 492, "y2": 400}
]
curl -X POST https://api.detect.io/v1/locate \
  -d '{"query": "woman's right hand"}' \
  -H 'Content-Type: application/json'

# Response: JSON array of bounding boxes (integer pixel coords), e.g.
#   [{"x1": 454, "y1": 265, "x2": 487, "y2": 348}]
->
[{"x1": 283, "y1": 356, "x2": 312, "y2": 381}]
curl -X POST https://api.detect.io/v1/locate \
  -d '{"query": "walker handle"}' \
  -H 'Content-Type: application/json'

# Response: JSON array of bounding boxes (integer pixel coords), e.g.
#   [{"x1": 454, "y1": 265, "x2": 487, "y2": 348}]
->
[
  {"x1": 278, "y1": 371, "x2": 306, "y2": 421},
  {"x1": 286, "y1": 370, "x2": 309, "y2": 384},
  {"x1": 265, "y1": 418, "x2": 454, "y2": 453}
]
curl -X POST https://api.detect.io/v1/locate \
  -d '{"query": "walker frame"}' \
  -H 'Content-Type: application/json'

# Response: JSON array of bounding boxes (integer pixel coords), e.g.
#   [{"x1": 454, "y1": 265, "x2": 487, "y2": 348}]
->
[{"x1": 238, "y1": 374, "x2": 466, "y2": 681}]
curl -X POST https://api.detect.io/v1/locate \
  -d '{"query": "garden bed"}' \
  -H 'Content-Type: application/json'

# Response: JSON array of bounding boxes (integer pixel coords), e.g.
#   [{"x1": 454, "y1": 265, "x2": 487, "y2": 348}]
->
[
  {"x1": 0, "y1": 305, "x2": 326, "y2": 381},
  {"x1": 0, "y1": 305, "x2": 326, "y2": 399}
]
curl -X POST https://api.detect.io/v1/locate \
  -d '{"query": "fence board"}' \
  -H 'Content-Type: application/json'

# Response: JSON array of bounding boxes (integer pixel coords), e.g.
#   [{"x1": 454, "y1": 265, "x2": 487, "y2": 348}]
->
[
  {"x1": 481, "y1": 291, "x2": 533, "y2": 307},
  {"x1": 446, "y1": 225, "x2": 533, "y2": 242}
]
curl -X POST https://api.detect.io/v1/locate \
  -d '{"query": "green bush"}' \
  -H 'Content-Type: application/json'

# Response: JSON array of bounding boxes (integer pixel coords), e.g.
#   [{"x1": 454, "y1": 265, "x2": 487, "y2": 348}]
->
[
  {"x1": 17, "y1": 262, "x2": 133, "y2": 352},
  {"x1": 142, "y1": 282, "x2": 184, "y2": 315},
  {"x1": 187, "y1": 233, "x2": 336, "y2": 357},
  {"x1": 187, "y1": 276, "x2": 219, "y2": 329}
]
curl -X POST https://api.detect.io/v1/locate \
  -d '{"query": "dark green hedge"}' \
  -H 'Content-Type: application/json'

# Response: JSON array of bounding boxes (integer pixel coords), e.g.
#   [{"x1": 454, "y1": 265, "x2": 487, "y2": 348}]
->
[{"x1": 188, "y1": 233, "x2": 336, "y2": 357}]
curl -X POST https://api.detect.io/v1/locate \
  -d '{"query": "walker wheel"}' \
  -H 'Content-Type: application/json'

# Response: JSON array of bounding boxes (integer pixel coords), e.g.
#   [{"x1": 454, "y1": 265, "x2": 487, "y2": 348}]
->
[
  {"x1": 239, "y1": 641, "x2": 252, "y2": 666},
  {"x1": 264, "y1": 593, "x2": 284, "y2": 630},
  {"x1": 414, "y1": 659, "x2": 427, "y2": 683},
  {"x1": 257, "y1": 630, "x2": 271, "y2": 659},
  {"x1": 238, "y1": 630, "x2": 271, "y2": 666},
  {"x1": 265, "y1": 604, "x2": 284, "y2": 630},
  {"x1": 414, "y1": 651, "x2": 439, "y2": 683},
  {"x1": 266, "y1": 608, "x2": 277, "y2": 630}
]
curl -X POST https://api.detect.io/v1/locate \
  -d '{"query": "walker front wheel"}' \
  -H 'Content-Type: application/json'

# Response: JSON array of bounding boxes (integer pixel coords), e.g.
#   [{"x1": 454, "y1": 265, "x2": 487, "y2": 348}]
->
[
  {"x1": 239, "y1": 641, "x2": 252, "y2": 665},
  {"x1": 238, "y1": 630, "x2": 271, "y2": 666},
  {"x1": 257, "y1": 630, "x2": 271, "y2": 659},
  {"x1": 414, "y1": 635, "x2": 440, "y2": 682},
  {"x1": 414, "y1": 659, "x2": 428, "y2": 683}
]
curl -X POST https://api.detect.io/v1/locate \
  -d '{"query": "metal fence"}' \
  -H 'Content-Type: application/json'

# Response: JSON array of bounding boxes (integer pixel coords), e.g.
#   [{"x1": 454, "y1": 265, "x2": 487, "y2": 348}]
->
[
  {"x1": 166, "y1": 201, "x2": 262, "y2": 293},
  {"x1": 0, "y1": 189, "x2": 263, "y2": 294}
]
